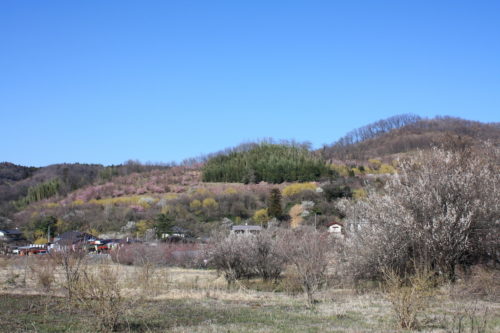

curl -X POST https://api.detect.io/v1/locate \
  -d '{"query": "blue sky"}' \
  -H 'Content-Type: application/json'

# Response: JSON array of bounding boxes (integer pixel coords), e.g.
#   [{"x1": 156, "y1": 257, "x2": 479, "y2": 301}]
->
[{"x1": 1, "y1": 1, "x2": 499, "y2": 167}]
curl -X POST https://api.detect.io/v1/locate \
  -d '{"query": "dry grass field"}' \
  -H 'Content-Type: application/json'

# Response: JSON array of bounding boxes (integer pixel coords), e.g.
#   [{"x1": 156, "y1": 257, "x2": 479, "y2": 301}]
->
[{"x1": 0, "y1": 255, "x2": 498, "y2": 333}]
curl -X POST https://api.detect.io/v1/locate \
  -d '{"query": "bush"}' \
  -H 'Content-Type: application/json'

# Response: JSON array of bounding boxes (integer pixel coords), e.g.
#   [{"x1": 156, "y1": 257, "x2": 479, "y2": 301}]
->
[
  {"x1": 282, "y1": 183, "x2": 317, "y2": 197},
  {"x1": 383, "y1": 266, "x2": 436, "y2": 329},
  {"x1": 29, "y1": 257, "x2": 56, "y2": 292},
  {"x1": 252, "y1": 208, "x2": 269, "y2": 224},
  {"x1": 207, "y1": 229, "x2": 287, "y2": 286},
  {"x1": 73, "y1": 264, "x2": 124, "y2": 332}
]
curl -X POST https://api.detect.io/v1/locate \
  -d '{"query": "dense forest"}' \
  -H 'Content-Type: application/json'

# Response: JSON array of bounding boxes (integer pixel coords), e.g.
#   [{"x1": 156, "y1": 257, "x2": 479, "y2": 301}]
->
[{"x1": 202, "y1": 143, "x2": 330, "y2": 183}]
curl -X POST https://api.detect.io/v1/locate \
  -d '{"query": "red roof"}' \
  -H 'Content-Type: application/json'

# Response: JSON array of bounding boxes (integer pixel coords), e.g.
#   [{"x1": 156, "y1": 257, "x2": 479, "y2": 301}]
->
[{"x1": 326, "y1": 221, "x2": 343, "y2": 227}]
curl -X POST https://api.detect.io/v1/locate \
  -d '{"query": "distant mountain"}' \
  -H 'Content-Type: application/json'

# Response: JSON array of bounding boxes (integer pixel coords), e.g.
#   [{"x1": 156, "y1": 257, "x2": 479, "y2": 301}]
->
[{"x1": 321, "y1": 116, "x2": 500, "y2": 161}]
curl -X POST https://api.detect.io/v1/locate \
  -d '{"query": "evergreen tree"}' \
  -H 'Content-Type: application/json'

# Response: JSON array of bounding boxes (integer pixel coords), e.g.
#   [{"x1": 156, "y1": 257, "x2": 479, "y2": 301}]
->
[
  {"x1": 154, "y1": 213, "x2": 173, "y2": 238},
  {"x1": 267, "y1": 188, "x2": 283, "y2": 220}
]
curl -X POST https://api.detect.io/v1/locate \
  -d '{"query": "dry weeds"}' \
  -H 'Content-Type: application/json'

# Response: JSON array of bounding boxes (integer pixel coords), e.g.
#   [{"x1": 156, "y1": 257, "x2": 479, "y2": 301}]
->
[{"x1": 0, "y1": 256, "x2": 499, "y2": 332}]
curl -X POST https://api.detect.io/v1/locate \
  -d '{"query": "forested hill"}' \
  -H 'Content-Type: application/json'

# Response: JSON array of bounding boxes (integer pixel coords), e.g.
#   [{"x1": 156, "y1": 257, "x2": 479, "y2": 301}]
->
[
  {"x1": 201, "y1": 143, "x2": 330, "y2": 184},
  {"x1": 0, "y1": 161, "x2": 170, "y2": 216},
  {"x1": 321, "y1": 116, "x2": 500, "y2": 161}
]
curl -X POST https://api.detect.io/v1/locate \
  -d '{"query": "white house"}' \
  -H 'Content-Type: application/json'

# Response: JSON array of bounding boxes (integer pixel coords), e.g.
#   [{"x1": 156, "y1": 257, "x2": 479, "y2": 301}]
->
[{"x1": 326, "y1": 222, "x2": 344, "y2": 237}]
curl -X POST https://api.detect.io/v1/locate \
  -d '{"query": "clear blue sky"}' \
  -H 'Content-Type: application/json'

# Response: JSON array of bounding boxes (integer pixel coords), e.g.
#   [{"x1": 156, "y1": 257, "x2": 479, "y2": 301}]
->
[{"x1": 1, "y1": 1, "x2": 499, "y2": 167}]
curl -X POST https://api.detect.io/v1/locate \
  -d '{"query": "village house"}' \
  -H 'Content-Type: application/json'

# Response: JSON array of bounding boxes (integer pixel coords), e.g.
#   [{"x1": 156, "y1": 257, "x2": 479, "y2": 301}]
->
[
  {"x1": 231, "y1": 225, "x2": 262, "y2": 234},
  {"x1": 50, "y1": 231, "x2": 96, "y2": 251},
  {"x1": 326, "y1": 222, "x2": 344, "y2": 238},
  {"x1": 0, "y1": 229, "x2": 24, "y2": 242}
]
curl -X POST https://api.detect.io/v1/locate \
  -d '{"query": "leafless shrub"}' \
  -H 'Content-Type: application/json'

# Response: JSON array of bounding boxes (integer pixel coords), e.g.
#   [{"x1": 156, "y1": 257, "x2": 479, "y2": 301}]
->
[
  {"x1": 279, "y1": 265, "x2": 305, "y2": 295},
  {"x1": 110, "y1": 243, "x2": 165, "y2": 266},
  {"x1": 29, "y1": 257, "x2": 56, "y2": 292},
  {"x1": 447, "y1": 302, "x2": 493, "y2": 333},
  {"x1": 163, "y1": 243, "x2": 204, "y2": 268},
  {"x1": 73, "y1": 264, "x2": 124, "y2": 332},
  {"x1": 382, "y1": 265, "x2": 437, "y2": 329},
  {"x1": 50, "y1": 248, "x2": 87, "y2": 300},
  {"x1": 450, "y1": 266, "x2": 499, "y2": 302},
  {"x1": 279, "y1": 227, "x2": 332, "y2": 307},
  {"x1": 207, "y1": 229, "x2": 288, "y2": 287}
]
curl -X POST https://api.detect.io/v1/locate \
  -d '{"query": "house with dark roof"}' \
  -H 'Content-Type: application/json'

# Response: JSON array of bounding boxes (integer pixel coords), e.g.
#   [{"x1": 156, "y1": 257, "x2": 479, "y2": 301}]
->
[
  {"x1": 231, "y1": 225, "x2": 262, "y2": 234},
  {"x1": 54, "y1": 231, "x2": 96, "y2": 246},
  {"x1": 0, "y1": 229, "x2": 24, "y2": 242}
]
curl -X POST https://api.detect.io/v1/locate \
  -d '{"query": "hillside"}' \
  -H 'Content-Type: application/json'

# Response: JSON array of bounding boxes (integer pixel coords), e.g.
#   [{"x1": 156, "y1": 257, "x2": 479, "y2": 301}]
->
[
  {"x1": 2, "y1": 115, "x2": 498, "y2": 241},
  {"x1": 0, "y1": 161, "x2": 171, "y2": 219},
  {"x1": 321, "y1": 116, "x2": 500, "y2": 161}
]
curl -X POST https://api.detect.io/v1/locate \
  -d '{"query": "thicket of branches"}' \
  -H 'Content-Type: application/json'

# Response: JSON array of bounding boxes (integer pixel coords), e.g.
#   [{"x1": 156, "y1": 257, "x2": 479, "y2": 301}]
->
[
  {"x1": 207, "y1": 227, "x2": 333, "y2": 306},
  {"x1": 337, "y1": 144, "x2": 500, "y2": 281},
  {"x1": 202, "y1": 143, "x2": 330, "y2": 183}
]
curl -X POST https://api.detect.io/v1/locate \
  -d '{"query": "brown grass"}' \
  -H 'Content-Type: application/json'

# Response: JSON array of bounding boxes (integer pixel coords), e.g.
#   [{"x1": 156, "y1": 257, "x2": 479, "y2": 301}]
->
[{"x1": 0, "y1": 256, "x2": 499, "y2": 332}]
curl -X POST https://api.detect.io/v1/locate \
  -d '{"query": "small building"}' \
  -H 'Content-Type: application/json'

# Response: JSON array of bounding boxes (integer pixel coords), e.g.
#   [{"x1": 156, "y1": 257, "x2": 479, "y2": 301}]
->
[
  {"x1": 326, "y1": 222, "x2": 344, "y2": 237},
  {"x1": 231, "y1": 225, "x2": 262, "y2": 234},
  {"x1": 0, "y1": 229, "x2": 24, "y2": 242}
]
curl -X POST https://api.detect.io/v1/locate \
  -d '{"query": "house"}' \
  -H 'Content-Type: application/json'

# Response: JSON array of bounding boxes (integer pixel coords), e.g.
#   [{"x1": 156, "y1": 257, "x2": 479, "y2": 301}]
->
[
  {"x1": 0, "y1": 229, "x2": 24, "y2": 242},
  {"x1": 54, "y1": 231, "x2": 97, "y2": 246},
  {"x1": 0, "y1": 229, "x2": 27, "y2": 254},
  {"x1": 162, "y1": 226, "x2": 194, "y2": 242},
  {"x1": 231, "y1": 225, "x2": 262, "y2": 234},
  {"x1": 326, "y1": 222, "x2": 344, "y2": 237}
]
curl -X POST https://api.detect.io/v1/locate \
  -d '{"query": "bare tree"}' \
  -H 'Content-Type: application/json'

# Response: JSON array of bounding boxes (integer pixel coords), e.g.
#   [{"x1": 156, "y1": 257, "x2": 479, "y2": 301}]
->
[
  {"x1": 251, "y1": 229, "x2": 287, "y2": 282},
  {"x1": 206, "y1": 232, "x2": 255, "y2": 287},
  {"x1": 207, "y1": 229, "x2": 287, "y2": 286},
  {"x1": 279, "y1": 227, "x2": 332, "y2": 307}
]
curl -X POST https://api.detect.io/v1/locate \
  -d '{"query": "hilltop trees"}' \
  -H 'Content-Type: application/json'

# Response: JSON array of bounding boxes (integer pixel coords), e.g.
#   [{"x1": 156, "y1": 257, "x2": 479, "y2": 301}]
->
[
  {"x1": 202, "y1": 143, "x2": 329, "y2": 184},
  {"x1": 338, "y1": 145, "x2": 500, "y2": 281}
]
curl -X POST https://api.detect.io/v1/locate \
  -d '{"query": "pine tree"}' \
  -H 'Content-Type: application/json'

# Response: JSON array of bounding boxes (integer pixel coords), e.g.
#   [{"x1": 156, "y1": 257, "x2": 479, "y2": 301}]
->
[{"x1": 267, "y1": 188, "x2": 283, "y2": 220}]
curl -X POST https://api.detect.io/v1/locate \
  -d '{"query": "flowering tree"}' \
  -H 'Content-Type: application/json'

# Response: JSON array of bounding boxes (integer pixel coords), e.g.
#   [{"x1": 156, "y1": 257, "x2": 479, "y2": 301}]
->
[{"x1": 338, "y1": 145, "x2": 500, "y2": 281}]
